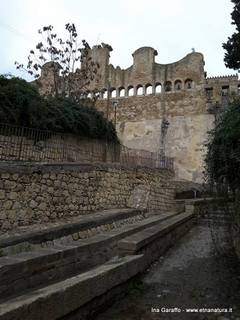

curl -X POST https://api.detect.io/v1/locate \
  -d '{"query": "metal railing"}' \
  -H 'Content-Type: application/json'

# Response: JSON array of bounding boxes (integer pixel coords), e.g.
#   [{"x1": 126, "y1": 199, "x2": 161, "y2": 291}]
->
[{"x1": 0, "y1": 123, "x2": 174, "y2": 170}]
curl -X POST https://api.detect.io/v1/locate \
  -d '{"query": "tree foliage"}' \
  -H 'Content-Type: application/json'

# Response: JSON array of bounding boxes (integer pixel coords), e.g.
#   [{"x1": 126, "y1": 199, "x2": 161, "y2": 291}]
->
[
  {"x1": 15, "y1": 23, "x2": 100, "y2": 98},
  {"x1": 223, "y1": 0, "x2": 240, "y2": 70},
  {"x1": 0, "y1": 75, "x2": 119, "y2": 143},
  {"x1": 205, "y1": 99, "x2": 240, "y2": 191}
]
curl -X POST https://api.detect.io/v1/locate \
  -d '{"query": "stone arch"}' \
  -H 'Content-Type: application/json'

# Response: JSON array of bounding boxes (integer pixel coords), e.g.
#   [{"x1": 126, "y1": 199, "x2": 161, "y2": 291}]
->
[
  {"x1": 165, "y1": 81, "x2": 172, "y2": 92},
  {"x1": 155, "y1": 83, "x2": 162, "y2": 94},
  {"x1": 94, "y1": 91, "x2": 102, "y2": 99},
  {"x1": 118, "y1": 87, "x2": 125, "y2": 97},
  {"x1": 110, "y1": 88, "x2": 117, "y2": 98},
  {"x1": 185, "y1": 79, "x2": 193, "y2": 89},
  {"x1": 102, "y1": 88, "x2": 108, "y2": 99},
  {"x1": 128, "y1": 86, "x2": 134, "y2": 96},
  {"x1": 174, "y1": 80, "x2": 182, "y2": 91},
  {"x1": 145, "y1": 83, "x2": 153, "y2": 95},
  {"x1": 87, "y1": 91, "x2": 92, "y2": 99},
  {"x1": 79, "y1": 93, "x2": 86, "y2": 99},
  {"x1": 136, "y1": 84, "x2": 144, "y2": 96}
]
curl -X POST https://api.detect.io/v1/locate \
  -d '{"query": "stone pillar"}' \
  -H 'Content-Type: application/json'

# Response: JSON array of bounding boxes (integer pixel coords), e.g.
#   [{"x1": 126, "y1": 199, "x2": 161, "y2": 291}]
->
[
  {"x1": 134, "y1": 87, "x2": 137, "y2": 96},
  {"x1": 116, "y1": 88, "x2": 120, "y2": 98},
  {"x1": 143, "y1": 86, "x2": 146, "y2": 95}
]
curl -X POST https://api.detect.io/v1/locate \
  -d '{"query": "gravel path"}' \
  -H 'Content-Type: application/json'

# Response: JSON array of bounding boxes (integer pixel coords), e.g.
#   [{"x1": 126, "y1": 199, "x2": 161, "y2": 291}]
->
[{"x1": 95, "y1": 225, "x2": 240, "y2": 320}]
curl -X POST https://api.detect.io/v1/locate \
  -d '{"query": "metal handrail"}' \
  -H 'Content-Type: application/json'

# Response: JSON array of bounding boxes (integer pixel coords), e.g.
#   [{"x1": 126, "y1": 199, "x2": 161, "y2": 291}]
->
[{"x1": 0, "y1": 123, "x2": 174, "y2": 170}]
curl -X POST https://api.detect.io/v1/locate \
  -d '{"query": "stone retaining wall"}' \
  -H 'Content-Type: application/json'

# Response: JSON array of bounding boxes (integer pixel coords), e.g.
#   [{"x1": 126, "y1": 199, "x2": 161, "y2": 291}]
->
[
  {"x1": 0, "y1": 162, "x2": 174, "y2": 231},
  {"x1": 0, "y1": 133, "x2": 112, "y2": 163}
]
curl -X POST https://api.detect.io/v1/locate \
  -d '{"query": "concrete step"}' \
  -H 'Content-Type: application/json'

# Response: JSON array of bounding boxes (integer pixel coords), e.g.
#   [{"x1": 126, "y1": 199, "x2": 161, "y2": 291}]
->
[
  {"x1": 118, "y1": 211, "x2": 194, "y2": 266},
  {"x1": 0, "y1": 208, "x2": 146, "y2": 256},
  {"x1": 0, "y1": 210, "x2": 181, "y2": 301},
  {"x1": 0, "y1": 210, "x2": 194, "y2": 320},
  {"x1": 0, "y1": 255, "x2": 144, "y2": 320}
]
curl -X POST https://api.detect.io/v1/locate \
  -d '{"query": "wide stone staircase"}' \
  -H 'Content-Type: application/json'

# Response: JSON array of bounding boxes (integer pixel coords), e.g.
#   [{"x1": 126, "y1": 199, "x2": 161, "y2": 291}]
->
[{"x1": 0, "y1": 205, "x2": 194, "y2": 320}]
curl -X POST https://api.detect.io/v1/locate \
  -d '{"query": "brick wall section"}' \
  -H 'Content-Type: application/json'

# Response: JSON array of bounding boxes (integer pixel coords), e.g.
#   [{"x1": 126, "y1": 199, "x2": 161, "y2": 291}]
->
[{"x1": 0, "y1": 163, "x2": 174, "y2": 231}]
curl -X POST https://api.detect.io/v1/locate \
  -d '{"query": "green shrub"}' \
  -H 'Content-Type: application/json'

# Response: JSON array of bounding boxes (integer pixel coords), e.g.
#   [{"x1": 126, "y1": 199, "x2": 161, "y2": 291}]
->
[
  {"x1": 205, "y1": 99, "x2": 240, "y2": 191},
  {"x1": 0, "y1": 75, "x2": 119, "y2": 143}
]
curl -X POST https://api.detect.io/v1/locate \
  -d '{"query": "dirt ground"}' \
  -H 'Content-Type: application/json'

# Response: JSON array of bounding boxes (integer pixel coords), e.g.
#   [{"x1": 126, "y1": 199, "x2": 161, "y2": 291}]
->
[{"x1": 95, "y1": 225, "x2": 240, "y2": 320}]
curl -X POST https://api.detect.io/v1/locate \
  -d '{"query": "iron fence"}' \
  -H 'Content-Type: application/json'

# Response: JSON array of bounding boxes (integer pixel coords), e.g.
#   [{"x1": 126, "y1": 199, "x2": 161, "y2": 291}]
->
[{"x1": 0, "y1": 123, "x2": 174, "y2": 170}]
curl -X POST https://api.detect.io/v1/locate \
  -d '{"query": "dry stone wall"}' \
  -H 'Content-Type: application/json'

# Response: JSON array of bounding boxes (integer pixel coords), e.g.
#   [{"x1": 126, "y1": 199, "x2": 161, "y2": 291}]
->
[{"x1": 0, "y1": 163, "x2": 174, "y2": 232}]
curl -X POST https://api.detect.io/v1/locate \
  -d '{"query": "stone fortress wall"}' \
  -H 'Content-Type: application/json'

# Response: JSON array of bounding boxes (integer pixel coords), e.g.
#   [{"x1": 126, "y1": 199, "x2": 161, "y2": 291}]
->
[{"x1": 37, "y1": 45, "x2": 240, "y2": 182}]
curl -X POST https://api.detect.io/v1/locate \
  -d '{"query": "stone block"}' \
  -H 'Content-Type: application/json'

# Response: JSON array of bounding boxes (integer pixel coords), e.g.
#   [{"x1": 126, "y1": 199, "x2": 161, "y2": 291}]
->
[
  {"x1": 0, "y1": 255, "x2": 144, "y2": 320},
  {"x1": 0, "y1": 191, "x2": 5, "y2": 200},
  {"x1": 3, "y1": 200, "x2": 12, "y2": 210}
]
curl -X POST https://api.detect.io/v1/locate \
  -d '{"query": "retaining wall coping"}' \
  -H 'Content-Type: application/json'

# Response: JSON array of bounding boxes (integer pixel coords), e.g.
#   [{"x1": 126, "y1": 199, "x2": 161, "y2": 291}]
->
[{"x1": 0, "y1": 161, "x2": 173, "y2": 174}]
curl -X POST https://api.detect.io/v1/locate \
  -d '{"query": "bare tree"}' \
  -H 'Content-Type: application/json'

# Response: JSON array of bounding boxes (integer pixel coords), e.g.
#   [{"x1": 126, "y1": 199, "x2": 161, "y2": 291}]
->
[{"x1": 15, "y1": 23, "x2": 100, "y2": 98}]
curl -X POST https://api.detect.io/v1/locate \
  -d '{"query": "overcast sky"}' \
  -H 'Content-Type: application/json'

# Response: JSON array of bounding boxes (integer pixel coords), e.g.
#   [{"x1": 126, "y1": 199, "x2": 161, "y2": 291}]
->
[{"x1": 0, "y1": 0, "x2": 237, "y2": 80}]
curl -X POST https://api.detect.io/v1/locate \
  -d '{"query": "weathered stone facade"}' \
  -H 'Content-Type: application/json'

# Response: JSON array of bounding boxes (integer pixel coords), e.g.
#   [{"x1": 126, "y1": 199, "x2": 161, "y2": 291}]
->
[
  {"x1": 0, "y1": 163, "x2": 174, "y2": 231},
  {"x1": 36, "y1": 46, "x2": 240, "y2": 182}
]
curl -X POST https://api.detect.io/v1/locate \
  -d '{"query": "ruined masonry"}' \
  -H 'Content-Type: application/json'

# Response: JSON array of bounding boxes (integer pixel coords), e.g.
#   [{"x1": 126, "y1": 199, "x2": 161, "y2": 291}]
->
[{"x1": 36, "y1": 45, "x2": 240, "y2": 183}]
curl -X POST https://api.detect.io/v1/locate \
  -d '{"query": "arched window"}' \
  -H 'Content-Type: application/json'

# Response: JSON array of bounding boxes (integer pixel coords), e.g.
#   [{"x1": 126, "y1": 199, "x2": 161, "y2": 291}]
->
[
  {"x1": 165, "y1": 81, "x2": 172, "y2": 92},
  {"x1": 155, "y1": 83, "x2": 162, "y2": 94},
  {"x1": 185, "y1": 79, "x2": 193, "y2": 89},
  {"x1": 87, "y1": 92, "x2": 92, "y2": 99},
  {"x1": 79, "y1": 93, "x2": 84, "y2": 99},
  {"x1": 222, "y1": 85, "x2": 229, "y2": 96},
  {"x1": 111, "y1": 88, "x2": 117, "y2": 98},
  {"x1": 174, "y1": 80, "x2": 182, "y2": 91},
  {"x1": 119, "y1": 87, "x2": 125, "y2": 97},
  {"x1": 137, "y1": 85, "x2": 143, "y2": 96},
  {"x1": 94, "y1": 91, "x2": 101, "y2": 99},
  {"x1": 128, "y1": 86, "x2": 134, "y2": 96},
  {"x1": 146, "y1": 84, "x2": 153, "y2": 95},
  {"x1": 102, "y1": 89, "x2": 108, "y2": 99}
]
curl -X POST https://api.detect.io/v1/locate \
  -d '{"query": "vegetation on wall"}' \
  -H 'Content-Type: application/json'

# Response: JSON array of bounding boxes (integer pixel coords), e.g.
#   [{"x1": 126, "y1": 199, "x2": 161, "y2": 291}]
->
[
  {"x1": 0, "y1": 75, "x2": 119, "y2": 143},
  {"x1": 206, "y1": 0, "x2": 240, "y2": 192},
  {"x1": 205, "y1": 99, "x2": 240, "y2": 192}
]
